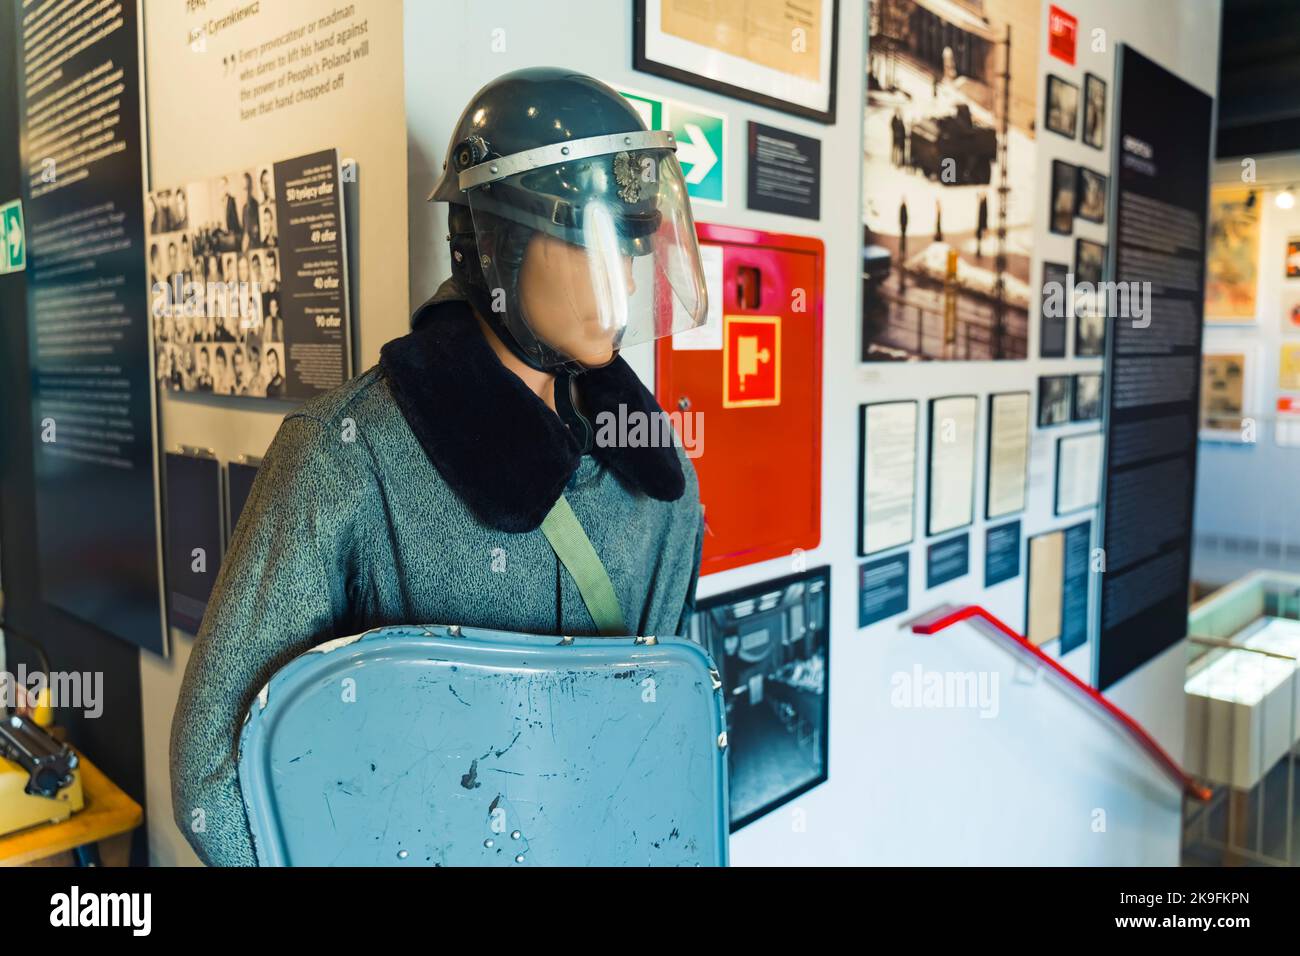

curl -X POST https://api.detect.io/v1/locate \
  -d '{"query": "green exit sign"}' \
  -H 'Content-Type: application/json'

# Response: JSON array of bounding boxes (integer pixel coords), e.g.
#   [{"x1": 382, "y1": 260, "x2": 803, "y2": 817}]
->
[{"x1": 1, "y1": 199, "x2": 25, "y2": 274}]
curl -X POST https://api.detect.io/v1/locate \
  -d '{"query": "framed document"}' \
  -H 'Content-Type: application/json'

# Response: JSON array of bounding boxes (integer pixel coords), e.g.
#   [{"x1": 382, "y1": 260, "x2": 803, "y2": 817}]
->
[
  {"x1": 985, "y1": 392, "x2": 1030, "y2": 520},
  {"x1": 926, "y1": 395, "x2": 978, "y2": 537},
  {"x1": 858, "y1": 401, "x2": 918, "y2": 556},
  {"x1": 1054, "y1": 431, "x2": 1103, "y2": 516},
  {"x1": 633, "y1": 0, "x2": 839, "y2": 123},
  {"x1": 1026, "y1": 529, "x2": 1064, "y2": 646}
]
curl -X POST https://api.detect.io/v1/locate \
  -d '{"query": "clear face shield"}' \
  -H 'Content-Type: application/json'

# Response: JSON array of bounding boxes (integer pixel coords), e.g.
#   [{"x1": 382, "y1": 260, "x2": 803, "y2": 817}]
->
[{"x1": 462, "y1": 136, "x2": 707, "y2": 368}]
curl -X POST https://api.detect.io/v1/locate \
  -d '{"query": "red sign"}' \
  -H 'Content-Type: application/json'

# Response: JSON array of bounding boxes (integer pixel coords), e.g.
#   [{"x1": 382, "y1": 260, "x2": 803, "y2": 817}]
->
[
  {"x1": 1048, "y1": 5, "x2": 1078, "y2": 65},
  {"x1": 656, "y1": 224, "x2": 823, "y2": 575},
  {"x1": 723, "y1": 315, "x2": 780, "y2": 407}
]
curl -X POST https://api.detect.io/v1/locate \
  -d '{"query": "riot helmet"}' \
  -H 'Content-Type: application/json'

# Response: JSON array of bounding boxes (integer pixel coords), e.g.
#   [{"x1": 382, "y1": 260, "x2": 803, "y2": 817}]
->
[{"x1": 429, "y1": 68, "x2": 708, "y2": 373}]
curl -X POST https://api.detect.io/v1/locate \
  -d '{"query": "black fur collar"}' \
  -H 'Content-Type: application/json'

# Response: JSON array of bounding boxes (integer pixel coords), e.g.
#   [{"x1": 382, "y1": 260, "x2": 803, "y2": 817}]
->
[{"x1": 378, "y1": 293, "x2": 684, "y2": 533}]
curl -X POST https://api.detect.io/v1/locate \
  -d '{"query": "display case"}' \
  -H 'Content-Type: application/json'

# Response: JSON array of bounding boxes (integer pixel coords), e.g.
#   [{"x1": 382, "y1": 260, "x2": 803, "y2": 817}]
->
[{"x1": 1184, "y1": 571, "x2": 1300, "y2": 791}]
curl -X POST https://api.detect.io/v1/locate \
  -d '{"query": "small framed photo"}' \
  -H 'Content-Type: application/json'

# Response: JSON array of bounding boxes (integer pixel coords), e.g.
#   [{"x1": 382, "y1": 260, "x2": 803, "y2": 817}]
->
[
  {"x1": 691, "y1": 566, "x2": 831, "y2": 830},
  {"x1": 1282, "y1": 287, "x2": 1300, "y2": 330},
  {"x1": 1038, "y1": 375, "x2": 1074, "y2": 427},
  {"x1": 1075, "y1": 306, "x2": 1106, "y2": 357},
  {"x1": 1076, "y1": 168, "x2": 1107, "y2": 224},
  {"x1": 1045, "y1": 75, "x2": 1079, "y2": 139},
  {"x1": 1075, "y1": 238, "x2": 1106, "y2": 285},
  {"x1": 1040, "y1": 261, "x2": 1069, "y2": 358},
  {"x1": 1050, "y1": 160, "x2": 1077, "y2": 235},
  {"x1": 1287, "y1": 237, "x2": 1300, "y2": 279},
  {"x1": 1200, "y1": 348, "x2": 1260, "y2": 441},
  {"x1": 1083, "y1": 73, "x2": 1107, "y2": 149},
  {"x1": 1071, "y1": 372, "x2": 1103, "y2": 421}
]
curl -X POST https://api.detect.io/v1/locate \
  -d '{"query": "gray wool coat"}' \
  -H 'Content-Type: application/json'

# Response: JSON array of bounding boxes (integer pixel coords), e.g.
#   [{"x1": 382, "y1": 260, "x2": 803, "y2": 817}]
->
[{"x1": 170, "y1": 289, "x2": 703, "y2": 866}]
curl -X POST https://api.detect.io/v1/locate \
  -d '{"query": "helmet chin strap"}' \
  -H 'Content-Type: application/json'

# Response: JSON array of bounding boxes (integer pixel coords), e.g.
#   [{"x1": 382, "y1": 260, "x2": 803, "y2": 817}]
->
[{"x1": 553, "y1": 369, "x2": 595, "y2": 454}]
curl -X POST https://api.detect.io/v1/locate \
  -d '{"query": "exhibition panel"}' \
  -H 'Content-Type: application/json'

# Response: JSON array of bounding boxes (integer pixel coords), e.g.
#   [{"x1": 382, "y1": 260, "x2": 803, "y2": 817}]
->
[{"x1": 5, "y1": 0, "x2": 1298, "y2": 899}]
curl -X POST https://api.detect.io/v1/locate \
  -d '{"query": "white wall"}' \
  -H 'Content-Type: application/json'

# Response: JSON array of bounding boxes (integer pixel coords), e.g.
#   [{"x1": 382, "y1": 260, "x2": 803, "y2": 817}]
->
[
  {"x1": 138, "y1": 0, "x2": 409, "y2": 866},
  {"x1": 405, "y1": 0, "x2": 1219, "y2": 865}
]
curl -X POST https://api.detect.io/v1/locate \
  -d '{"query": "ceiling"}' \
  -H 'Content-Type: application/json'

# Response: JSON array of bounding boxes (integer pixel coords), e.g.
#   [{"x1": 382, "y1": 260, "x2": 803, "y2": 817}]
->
[{"x1": 1217, "y1": 0, "x2": 1300, "y2": 156}]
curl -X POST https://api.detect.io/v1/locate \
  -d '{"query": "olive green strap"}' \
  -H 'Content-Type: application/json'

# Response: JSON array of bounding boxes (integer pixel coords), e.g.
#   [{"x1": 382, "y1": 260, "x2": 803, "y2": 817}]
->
[{"x1": 539, "y1": 495, "x2": 626, "y2": 636}]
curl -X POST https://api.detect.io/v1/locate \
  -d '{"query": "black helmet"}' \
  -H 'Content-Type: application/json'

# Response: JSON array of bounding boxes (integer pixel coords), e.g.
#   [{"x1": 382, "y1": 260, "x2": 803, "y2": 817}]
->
[{"x1": 429, "y1": 67, "x2": 707, "y2": 373}]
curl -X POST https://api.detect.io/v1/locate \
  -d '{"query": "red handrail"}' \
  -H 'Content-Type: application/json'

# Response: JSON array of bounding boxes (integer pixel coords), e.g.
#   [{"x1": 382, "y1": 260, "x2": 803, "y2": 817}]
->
[{"x1": 910, "y1": 604, "x2": 1212, "y2": 802}]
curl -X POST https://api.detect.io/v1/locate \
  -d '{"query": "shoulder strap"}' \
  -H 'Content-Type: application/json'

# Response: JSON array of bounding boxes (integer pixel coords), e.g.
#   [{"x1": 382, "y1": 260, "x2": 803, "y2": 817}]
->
[{"x1": 539, "y1": 495, "x2": 627, "y2": 636}]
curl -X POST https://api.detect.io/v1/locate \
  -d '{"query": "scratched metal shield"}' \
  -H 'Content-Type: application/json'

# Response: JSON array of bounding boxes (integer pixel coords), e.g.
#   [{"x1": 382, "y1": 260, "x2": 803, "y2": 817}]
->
[{"x1": 238, "y1": 625, "x2": 729, "y2": 866}]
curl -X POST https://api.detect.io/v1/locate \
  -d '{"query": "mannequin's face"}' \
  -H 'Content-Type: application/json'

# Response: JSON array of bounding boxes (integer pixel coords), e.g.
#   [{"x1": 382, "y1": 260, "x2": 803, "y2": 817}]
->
[{"x1": 517, "y1": 232, "x2": 634, "y2": 367}]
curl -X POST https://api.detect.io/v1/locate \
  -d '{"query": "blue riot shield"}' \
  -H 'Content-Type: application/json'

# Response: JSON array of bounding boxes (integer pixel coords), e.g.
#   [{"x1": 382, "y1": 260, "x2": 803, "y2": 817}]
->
[{"x1": 238, "y1": 624, "x2": 729, "y2": 866}]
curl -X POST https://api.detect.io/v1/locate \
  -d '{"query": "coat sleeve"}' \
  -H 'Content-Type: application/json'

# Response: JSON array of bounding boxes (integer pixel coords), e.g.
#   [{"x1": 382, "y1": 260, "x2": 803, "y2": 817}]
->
[
  {"x1": 169, "y1": 413, "x2": 363, "y2": 866},
  {"x1": 675, "y1": 506, "x2": 705, "y2": 636}
]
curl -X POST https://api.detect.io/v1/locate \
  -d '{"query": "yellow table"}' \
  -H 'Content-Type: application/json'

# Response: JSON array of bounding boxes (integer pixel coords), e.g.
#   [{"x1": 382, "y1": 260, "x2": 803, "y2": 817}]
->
[{"x1": 0, "y1": 751, "x2": 143, "y2": 866}]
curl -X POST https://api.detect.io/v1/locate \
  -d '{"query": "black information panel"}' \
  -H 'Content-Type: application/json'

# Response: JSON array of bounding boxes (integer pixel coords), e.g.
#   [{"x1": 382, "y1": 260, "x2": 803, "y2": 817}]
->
[
  {"x1": 163, "y1": 453, "x2": 223, "y2": 636},
  {"x1": 746, "y1": 122, "x2": 821, "y2": 220},
  {"x1": 1096, "y1": 46, "x2": 1212, "y2": 689},
  {"x1": 14, "y1": 0, "x2": 163, "y2": 651},
  {"x1": 226, "y1": 460, "x2": 261, "y2": 541},
  {"x1": 1060, "y1": 521, "x2": 1091, "y2": 656}
]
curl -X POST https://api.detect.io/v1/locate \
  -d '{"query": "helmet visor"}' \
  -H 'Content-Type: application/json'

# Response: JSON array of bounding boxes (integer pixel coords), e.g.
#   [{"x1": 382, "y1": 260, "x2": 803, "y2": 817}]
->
[{"x1": 466, "y1": 150, "x2": 706, "y2": 367}]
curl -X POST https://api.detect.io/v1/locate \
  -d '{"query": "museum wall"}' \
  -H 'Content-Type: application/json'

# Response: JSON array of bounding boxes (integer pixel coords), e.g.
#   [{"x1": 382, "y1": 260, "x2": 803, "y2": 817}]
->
[
  {"x1": 135, "y1": 2, "x2": 409, "y2": 866},
  {"x1": 403, "y1": 0, "x2": 1220, "y2": 864},
  {"x1": 1194, "y1": 153, "x2": 1300, "y2": 588}
]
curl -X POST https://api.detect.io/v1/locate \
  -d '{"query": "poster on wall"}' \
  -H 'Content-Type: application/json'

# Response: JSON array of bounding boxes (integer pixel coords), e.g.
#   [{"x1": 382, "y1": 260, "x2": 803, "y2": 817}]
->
[
  {"x1": 148, "y1": 149, "x2": 352, "y2": 401},
  {"x1": 688, "y1": 568, "x2": 830, "y2": 831},
  {"x1": 1097, "y1": 45, "x2": 1213, "y2": 690},
  {"x1": 1279, "y1": 342, "x2": 1300, "y2": 391},
  {"x1": 1026, "y1": 529, "x2": 1064, "y2": 646},
  {"x1": 1205, "y1": 185, "x2": 1260, "y2": 323},
  {"x1": 858, "y1": 401, "x2": 918, "y2": 556},
  {"x1": 861, "y1": 0, "x2": 1039, "y2": 361},
  {"x1": 633, "y1": 0, "x2": 839, "y2": 122},
  {"x1": 14, "y1": 0, "x2": 165, "y2": 651},
  {"x1": 1026, "y1": 521, "x2": 1091, "y2": 651},
  {"x1": 1199, "y1": 349, "x2": 1255, "y2": 439}
]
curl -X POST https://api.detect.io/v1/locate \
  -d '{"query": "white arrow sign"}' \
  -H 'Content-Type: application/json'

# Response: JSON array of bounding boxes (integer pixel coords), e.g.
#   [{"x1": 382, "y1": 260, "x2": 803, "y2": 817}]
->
[{"x1": 677, "y1": 122, "x2": 717, "y2": 185}]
